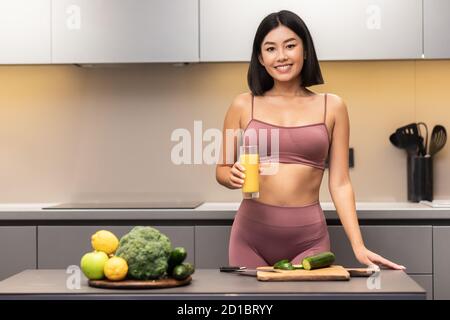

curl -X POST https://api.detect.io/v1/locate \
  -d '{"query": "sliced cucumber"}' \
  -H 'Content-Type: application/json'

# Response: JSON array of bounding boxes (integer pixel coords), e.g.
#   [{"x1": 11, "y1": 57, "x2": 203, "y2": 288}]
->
[{"x1": 273, "y1": 259, "x2": 294, "y2": 270}]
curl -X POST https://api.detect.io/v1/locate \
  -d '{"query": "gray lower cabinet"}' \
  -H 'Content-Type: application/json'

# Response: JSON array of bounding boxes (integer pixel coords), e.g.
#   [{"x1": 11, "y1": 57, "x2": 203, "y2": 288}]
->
[
  {"x1": 195, "y1": 226, "x2": 231, "y2": 268},
  {"x1": 2, "y1": 223, "x2": 437, "y2": 299},
  {"x1": 38, "y1": 226, "x2": 194, "y2": 269},
  {"x1": 0, "y1": 227, "x2": 36, "y2": 281},
  {"x1": 433, "y1": 226, "x2": 450, "y2": 300},
  {"x1": 410, "y1": 275, "x2": 433, "y2": 300},
  {"x1": 328, "y1": 225, "x2": 432, "y2": 274}
]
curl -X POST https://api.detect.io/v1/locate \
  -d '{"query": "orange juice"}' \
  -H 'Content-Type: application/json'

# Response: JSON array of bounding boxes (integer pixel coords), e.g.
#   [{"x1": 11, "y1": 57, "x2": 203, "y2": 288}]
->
[{"x1": 239, "y1": 153, "x2": 259, "y2": 194}]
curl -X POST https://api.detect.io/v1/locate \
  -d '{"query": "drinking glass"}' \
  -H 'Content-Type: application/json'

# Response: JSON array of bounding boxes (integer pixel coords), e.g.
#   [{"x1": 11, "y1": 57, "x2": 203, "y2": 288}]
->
[{"x1": 239, "y1": 145, "x2": 259, "y2": 199}]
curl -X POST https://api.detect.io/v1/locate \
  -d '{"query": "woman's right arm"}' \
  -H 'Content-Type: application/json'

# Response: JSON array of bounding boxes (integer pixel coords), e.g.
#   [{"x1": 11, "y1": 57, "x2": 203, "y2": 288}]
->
[{"x1": 216, "y1": 94, "x2": 248, "y2": 189}]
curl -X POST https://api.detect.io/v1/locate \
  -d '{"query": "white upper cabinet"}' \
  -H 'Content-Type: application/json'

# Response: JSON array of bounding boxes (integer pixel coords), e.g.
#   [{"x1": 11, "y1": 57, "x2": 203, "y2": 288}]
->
[
  {"x1": 424, "y1": 0, "x2": 450, "y2": 59},
  {"x1": 200, "y1": 0, "x2": 423, "y2": 61},
  {"x1": 3, "y1": 0, "x2": 446, "y2": 64},
  {"x1": 0, "y1": 0, "x2": 51, "y2": 64},
  {"x1": 51, "y1": 0, "x2": 199, "y2": 63}
]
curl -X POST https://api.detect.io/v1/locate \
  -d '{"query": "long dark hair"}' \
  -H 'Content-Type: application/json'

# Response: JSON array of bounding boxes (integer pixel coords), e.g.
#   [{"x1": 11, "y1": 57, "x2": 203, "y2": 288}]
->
[{"x1": 247, "y1": 10, "x2": 324, "y2": 96}]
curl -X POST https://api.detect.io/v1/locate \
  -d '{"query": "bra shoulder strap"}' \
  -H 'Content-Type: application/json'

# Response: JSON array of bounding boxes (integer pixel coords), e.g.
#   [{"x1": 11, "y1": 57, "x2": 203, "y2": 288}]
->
[
  {"x1": 251, "y1": 94, "x2": 254, "y2": 120},
  {"x1": 323, "y1": 93, "x2": 328, "y2": 123}
]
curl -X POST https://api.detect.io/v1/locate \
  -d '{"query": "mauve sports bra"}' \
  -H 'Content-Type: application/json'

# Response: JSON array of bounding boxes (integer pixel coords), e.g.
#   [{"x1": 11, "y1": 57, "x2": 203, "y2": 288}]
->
[{"x1": 243, "y1": 93, "x2": 331, "y2": 170}]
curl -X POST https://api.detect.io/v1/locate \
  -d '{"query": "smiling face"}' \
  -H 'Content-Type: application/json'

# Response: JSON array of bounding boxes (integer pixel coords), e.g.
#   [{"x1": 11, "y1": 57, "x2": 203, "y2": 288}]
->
[{"x1": 258, "y1": 25, "x2": 305, "y2": 84}]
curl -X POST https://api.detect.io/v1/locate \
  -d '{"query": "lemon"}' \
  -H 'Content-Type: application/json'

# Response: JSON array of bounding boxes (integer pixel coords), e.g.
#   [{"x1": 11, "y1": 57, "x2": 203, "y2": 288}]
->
[
  {"x1": 91, "y1": 230, "x2": 119, "y2": 255},
  {"x1": 104, "y1": 256, "x2": 128, "y2": 281}
]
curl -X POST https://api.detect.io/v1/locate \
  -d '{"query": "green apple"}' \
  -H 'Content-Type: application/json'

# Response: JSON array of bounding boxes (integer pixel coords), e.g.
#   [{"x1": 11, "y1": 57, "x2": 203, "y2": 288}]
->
[{"x1": 80, "y1": 251, "x2": 109, "y2": 280}]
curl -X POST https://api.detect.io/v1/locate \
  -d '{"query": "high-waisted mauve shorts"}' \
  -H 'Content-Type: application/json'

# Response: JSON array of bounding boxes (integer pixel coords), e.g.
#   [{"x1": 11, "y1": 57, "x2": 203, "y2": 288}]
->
[{"x1": 229, "y1": 198, "x2": 330, "y2": 268}]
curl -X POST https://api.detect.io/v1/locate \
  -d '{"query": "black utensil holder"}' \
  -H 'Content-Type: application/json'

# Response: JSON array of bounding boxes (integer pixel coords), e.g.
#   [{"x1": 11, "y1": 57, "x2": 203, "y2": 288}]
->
[{"x1": 407, "y1": 155, "x2": 433, "y2": 202}]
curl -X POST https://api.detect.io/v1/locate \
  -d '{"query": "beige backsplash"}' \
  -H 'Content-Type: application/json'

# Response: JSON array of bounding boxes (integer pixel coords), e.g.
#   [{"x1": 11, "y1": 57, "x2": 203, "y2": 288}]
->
[{"x1": 0, "y1": 61, "x2": 449, "y2": 203}]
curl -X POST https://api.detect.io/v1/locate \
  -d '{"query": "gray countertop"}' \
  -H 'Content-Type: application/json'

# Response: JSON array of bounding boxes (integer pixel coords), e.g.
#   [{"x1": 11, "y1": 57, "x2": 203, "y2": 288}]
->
[
  {"x1": 0, "y1": 269, "x2": 426, "y2": 300},
  {"x1": 0, "y1": 201, "x2": 450, "y2": 221}
]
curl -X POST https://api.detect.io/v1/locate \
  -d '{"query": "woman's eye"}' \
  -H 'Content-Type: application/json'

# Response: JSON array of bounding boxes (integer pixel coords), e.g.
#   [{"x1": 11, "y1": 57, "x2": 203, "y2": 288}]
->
[{"x1": 265, "y1": 44, "x2": 295, "y2": 52}]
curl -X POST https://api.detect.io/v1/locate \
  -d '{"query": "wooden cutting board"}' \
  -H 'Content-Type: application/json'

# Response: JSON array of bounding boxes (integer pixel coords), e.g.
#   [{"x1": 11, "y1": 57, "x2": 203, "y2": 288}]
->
[
  {"x1": 88, "y1": 276, "x2": 192, "y2": 289},
  {"x1": 256, "y1": 265, "x2": 350, "y2": 281}
]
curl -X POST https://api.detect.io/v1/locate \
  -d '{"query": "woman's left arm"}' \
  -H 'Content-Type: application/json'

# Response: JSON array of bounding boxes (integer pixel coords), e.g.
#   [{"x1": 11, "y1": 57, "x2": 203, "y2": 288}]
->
[{"x1": 327, "y1": 95, "x2": 406, "y2": 270}]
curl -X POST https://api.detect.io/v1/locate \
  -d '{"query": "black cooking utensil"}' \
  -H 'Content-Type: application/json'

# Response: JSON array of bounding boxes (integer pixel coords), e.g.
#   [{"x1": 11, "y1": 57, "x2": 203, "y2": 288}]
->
[
  {"x1": 417, "y1": 122, "x2": 428, "y2": 156},
  {"x1": 396, "y1": 131, "x2": 423, "y2": 156},
  {"x1": 396, "y1": 122, "x2": 420, "y2": 136},
  {"x1": 429, "y1": 125, "x2": 447, "y2": 156},
  {"x1": 389, "y1": 132, "x2": 401, "y2": 148},
  {"x1": 396, "y1": 123, "x2": 425, "y2": 156}
]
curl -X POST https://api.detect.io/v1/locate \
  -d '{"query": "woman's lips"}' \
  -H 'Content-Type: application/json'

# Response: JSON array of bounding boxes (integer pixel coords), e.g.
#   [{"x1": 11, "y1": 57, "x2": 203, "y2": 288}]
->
[{"x1": 274, "y1": 64, "x2": 293, "y2": 73}]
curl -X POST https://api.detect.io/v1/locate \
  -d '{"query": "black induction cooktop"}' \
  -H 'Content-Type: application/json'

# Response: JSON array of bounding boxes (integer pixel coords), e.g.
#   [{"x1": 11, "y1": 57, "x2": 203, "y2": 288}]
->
[{"x1": 42, "y1": 201, "x2": 203, "y2": 210}]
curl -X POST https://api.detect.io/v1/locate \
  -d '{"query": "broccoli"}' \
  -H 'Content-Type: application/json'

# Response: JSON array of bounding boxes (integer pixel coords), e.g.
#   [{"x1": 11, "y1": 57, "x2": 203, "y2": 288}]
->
[{"x1": 115, "y1": 226, "x2": 172, "y2": 280}]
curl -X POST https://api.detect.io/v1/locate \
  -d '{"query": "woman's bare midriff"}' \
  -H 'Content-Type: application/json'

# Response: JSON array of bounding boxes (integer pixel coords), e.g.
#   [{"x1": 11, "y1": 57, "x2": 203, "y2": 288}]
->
[{"x1": 255, "y1": 163, "x2": 324, "y2": 207}]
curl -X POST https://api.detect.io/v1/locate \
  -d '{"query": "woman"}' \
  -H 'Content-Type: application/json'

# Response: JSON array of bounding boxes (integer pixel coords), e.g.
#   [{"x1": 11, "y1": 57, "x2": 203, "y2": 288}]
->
[{"x1": 216, "y1": 10, "x2": 406, "y2": 270}]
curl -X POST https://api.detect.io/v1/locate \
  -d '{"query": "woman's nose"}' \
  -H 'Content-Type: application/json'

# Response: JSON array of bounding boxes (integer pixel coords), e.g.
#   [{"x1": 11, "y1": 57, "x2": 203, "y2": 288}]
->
[{"x1": 277, "y1": 49, "x2": 288, "y2": 61}]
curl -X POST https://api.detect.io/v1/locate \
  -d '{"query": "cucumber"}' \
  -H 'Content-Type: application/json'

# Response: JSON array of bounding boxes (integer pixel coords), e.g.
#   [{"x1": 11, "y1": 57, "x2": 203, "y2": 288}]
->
[
  {"x1": 273, "y1": 259, "x2": 294, "y2": 270},
  {"x1": 168, "y1": 247, "x2": 187, "y2": 273},
  {"x1": 302, "y1": 251, "x2": 335, "y2": 270},
  {"x1": 169, "y1": 247, "x2": 187, "y2": 265},
  {"x1": 172, "y1": 264, "x2": 190, "y2": 280},
  {"x1": 172, "y1": 262, "x2": 195, "y2": 280},
  {"x1": 182, "y1": 262, "x2": 195, "y2": 276}
]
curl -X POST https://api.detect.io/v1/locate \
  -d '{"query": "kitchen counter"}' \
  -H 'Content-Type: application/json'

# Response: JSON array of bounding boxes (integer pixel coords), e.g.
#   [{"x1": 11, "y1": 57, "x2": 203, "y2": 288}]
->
[
  {"x1": 0, "y1": 269, "x2": 426, "y2": 300},
  {"x1": 0, "y1": 201, "x2": 450, "y2": 221}
]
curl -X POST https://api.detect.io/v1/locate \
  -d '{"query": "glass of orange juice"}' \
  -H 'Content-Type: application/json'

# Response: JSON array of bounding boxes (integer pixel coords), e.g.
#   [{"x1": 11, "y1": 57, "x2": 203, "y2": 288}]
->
[{"x1": 239, "y1": 145, "x2": 259, "y2": 199}]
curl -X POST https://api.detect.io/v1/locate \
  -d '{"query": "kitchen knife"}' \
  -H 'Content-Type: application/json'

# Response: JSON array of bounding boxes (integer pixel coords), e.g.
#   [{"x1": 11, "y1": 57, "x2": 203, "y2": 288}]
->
[{"x1": 219, "y1": 266, "x2": 277, "y2": 276}]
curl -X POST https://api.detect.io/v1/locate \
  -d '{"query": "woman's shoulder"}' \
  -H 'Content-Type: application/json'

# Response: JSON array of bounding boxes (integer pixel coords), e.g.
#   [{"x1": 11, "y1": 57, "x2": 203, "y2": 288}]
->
[
  {"x1": 325, "y1": 93, "x2": 347, "y2": 112},
  {"x1": 227, "y1": 92, "x2": 252, "y2": 116},
  {"x1": 325, "y1": 92, "x2": 344, "y2": 104},
  {"x1": 222, "y1": 92, "x2": 252, "y2": 126},
  {"x1": 231, "y1": 92, "x2": 253, "y2": 109}
]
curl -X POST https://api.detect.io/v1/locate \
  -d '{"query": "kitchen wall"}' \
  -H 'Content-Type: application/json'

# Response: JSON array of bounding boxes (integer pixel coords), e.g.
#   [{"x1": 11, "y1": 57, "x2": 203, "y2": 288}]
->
[{"x1": 0, "y1": 60, "x2": 449, "y2": 203}]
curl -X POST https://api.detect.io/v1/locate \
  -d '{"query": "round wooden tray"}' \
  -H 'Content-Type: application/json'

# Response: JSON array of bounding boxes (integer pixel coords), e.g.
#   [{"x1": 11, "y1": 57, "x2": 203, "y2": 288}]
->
[{"x1": 88, "y1": 276, "x2": 192, "y2": 289}]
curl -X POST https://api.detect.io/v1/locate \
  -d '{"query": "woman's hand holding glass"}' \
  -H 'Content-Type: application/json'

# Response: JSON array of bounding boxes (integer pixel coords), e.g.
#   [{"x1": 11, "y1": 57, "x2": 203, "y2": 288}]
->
[{"x1": 228, "y1": 162, "x2": 247, "y2": 189}]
